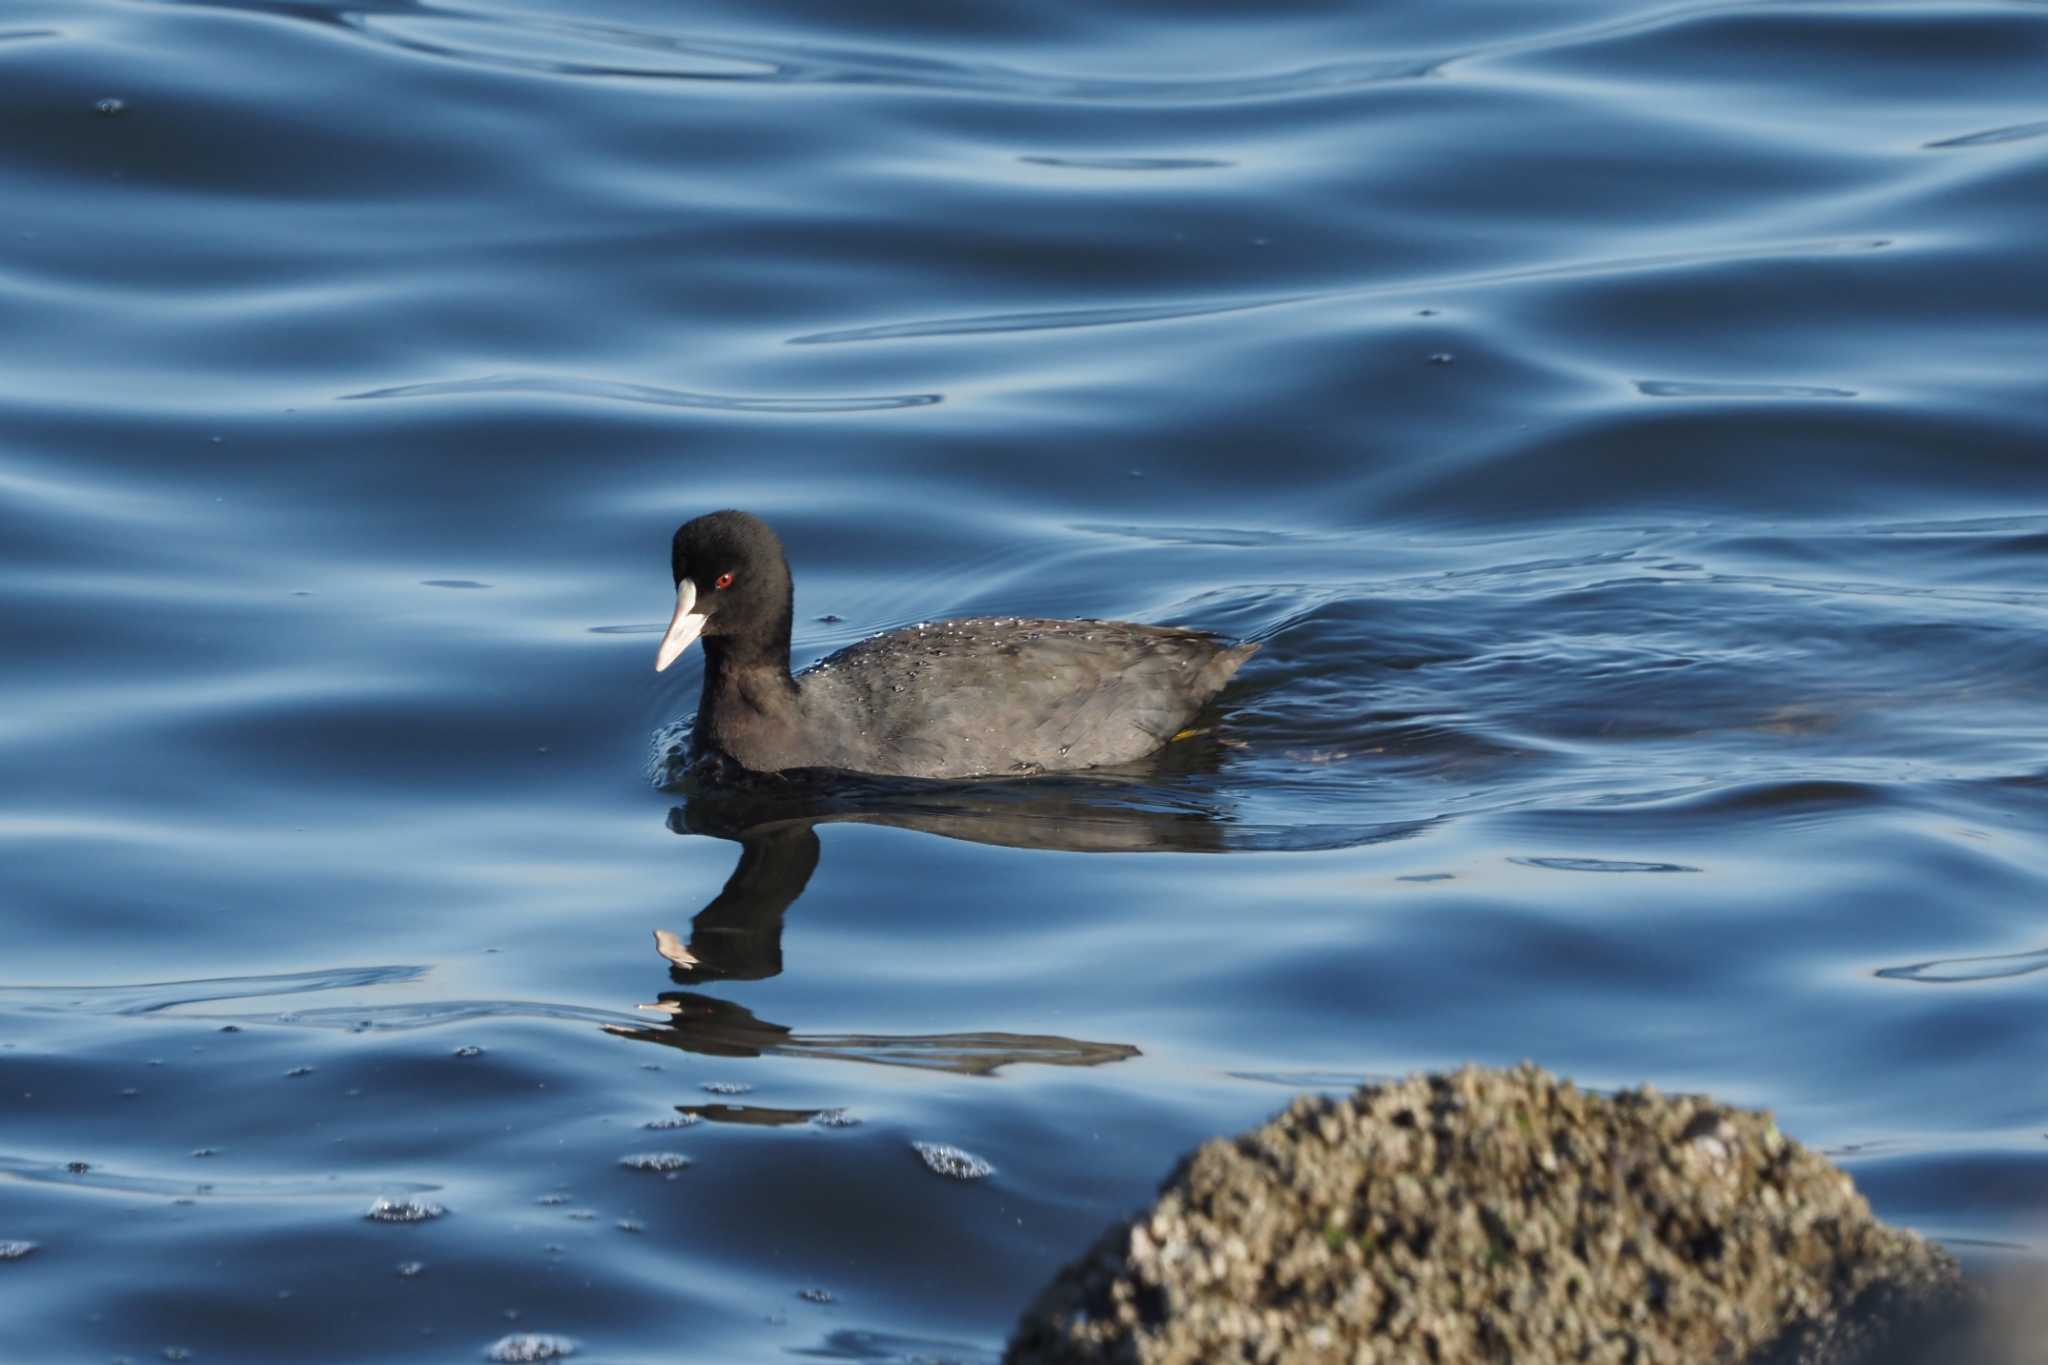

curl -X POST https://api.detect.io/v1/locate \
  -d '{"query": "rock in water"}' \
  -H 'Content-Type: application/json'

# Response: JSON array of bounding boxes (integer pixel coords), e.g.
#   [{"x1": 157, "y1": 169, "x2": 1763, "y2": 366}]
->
[{"x1": 1007, "y1": 1064, "x2": 1966, "y2": 1365}]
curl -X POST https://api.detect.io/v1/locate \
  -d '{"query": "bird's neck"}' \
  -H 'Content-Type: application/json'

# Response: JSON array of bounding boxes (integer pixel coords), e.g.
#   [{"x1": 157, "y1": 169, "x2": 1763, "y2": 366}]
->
[
  {"x1": 708, "y1": 576, "x2": 794, "y2": 676},
  {"x1": 691, "y1": 574, "x2": 799, "y2": 768},
  {"x1": 700, "y1": 630, "x2": 791, "y2": 679},
  {"x1": 695, "y1": 635, "x2": 800, "y2": 767}
]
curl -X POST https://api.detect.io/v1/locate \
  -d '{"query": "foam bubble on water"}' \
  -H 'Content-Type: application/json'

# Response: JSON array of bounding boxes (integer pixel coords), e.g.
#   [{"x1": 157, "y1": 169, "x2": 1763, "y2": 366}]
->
[
  {"x1": 485, "y1": 1334, "x2": 578, "y2": 1362},
  {"x1": 395, "y1": 1261, "x2": 424, "y2": 1277},
  {"x1": 0, "y1": 1240, "x2": 38, "y2": 1260},
  {"x1": 642, "y1": 1114, "x2": 702, "y2": 1130},
  {"x1": 810, "y1": 1109, "x2": 860, "y2": 1129},
  {"x1": 618, "y1": 1152, "x2": 691, "y2": 1173},
  {"x1": 645, "y1": 720, "x2": 694, "y2": 787},
  {"x1": 701, "y1": 1081, "x2": 753, "y2": 1095},
  {"x1": 911, "y1": 1142, "x2": 994, "y2": 1180},
  {"x1": 453, "y1": 1045, "x2": 484, "y2": 1058},
  {"x1": 534, "y1": 1193, "x2": 570, "y2": 1206},
  {"x1": 365, "y1": 1197, "x2": 445, "y2": 1223}
]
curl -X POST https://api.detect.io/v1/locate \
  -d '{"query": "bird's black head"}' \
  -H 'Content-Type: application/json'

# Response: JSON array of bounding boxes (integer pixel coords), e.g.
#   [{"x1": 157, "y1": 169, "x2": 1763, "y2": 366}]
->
[{"x1": 656, "y1": 510, "x2": 795, "y2": 673}]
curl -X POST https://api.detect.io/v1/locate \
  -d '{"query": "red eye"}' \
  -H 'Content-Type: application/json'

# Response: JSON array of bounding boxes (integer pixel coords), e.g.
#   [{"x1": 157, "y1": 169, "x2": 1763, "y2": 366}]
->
[{"x1": 714, "y1": 572, "x2": 734, "y2": 590}]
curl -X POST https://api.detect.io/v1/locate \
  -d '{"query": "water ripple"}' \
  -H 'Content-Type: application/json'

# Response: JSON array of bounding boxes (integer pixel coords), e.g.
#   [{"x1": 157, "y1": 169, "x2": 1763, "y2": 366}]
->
[
  {"x1": 788, "y1": 296, "x2": 1307, "y2": 345},
  {"x1": 1226, "y1": 1069, "x2": 1383, "y2": 1090},
  {"x1": 1510, "y1": 856, "x2": 1702, "y2": 873},
  {"x1": 776, "y1": 1031, "x2": 1138, "y2": 1074},
  {"x1": 1925, "y1": 119, "x2": 2048, "y2": 149},
  {"x1": 1018, "y1": 155, "x2": 1234, "y2": 171},
  {"x1": 340, "y1": 373, "x2": 941, "y2": 413},
  {"x1": 0, "y1": 964, "x2": 430, "y2": 1017},
  {"x1": 1637, "y1": 380, "x2": 1858, "y2": 399},
  {"x1": 323, "y1": 4, "x2": 1443, "y2": 101},
  {"x1": 1876, "y1": 946, "x2": 2048, "y2": 984},
  {"x1": 790, "y1": 237, "x2": 1891, "y2": 344},
  {"x1": 197, "y1": 998, "x2": 646, "y2": 1031},
  {"x1": 1069, "y1": 523, "x2": 1336, "y2": 548},
  {"x1": 792, "y1": 1330, "x2": 996, "y2": 1364},
  {"x1": 7, "y1": 966, "x2": 1146, "y2": 1077},
  {"x1": 0, "y1": 1154, "x2": 437, "y2": 1201}
]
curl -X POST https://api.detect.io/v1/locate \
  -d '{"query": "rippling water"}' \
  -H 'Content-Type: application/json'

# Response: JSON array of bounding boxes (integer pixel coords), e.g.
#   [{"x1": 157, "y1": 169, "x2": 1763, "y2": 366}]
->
[{"x1": 4, "y1": 0, "x2": 2047, "y2": 1358}]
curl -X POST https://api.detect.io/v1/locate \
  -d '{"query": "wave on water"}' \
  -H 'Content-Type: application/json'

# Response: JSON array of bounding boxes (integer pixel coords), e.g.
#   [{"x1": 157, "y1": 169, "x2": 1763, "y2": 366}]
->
[{"x1": 341, "y1": 373, "x2": 942, "y2": 413}]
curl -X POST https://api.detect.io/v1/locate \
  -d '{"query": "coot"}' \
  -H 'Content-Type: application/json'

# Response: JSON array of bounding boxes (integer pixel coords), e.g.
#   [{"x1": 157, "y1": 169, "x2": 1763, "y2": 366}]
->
[{"x1": 655, "y1": 510, "x2": 1256, "y2": 779}]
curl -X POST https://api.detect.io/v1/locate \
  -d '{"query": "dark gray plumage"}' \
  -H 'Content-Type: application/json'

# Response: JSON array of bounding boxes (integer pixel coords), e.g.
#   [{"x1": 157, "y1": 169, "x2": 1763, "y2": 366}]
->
[{"x1": 655, "y1": 511, "x2": 1256, "y2": 780}]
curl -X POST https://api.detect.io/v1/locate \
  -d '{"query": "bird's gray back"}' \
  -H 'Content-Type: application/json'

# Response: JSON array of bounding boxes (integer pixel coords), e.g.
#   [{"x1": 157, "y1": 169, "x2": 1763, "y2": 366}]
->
[{"x1": 793, "y1": 617, "x2": 1253, "y2": 778}]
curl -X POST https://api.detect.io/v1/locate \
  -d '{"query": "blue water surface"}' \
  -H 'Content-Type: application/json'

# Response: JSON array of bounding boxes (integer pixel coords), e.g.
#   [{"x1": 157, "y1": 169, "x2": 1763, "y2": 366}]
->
[{"x1": 3, "y1": 0, "x2": 2046, "y2": 1359}]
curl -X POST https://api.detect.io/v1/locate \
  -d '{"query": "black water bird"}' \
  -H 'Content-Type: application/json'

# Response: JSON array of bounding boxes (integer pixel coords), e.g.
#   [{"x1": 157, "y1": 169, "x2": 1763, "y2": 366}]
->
[{"x1": 655, "y1": 510, "x2": 1256, "y2": 779}]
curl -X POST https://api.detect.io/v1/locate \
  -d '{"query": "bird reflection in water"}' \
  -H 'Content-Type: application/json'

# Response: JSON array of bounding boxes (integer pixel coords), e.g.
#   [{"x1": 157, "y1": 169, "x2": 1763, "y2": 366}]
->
[{"x1": 606, "y1": 749, "x2": 1262, "y2": 1080}]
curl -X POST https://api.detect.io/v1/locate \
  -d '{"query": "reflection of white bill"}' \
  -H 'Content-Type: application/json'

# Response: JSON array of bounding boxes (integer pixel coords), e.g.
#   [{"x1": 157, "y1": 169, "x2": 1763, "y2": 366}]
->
[{"x1": 652, "y1": 927, "x2": 698, "y2": 969}]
